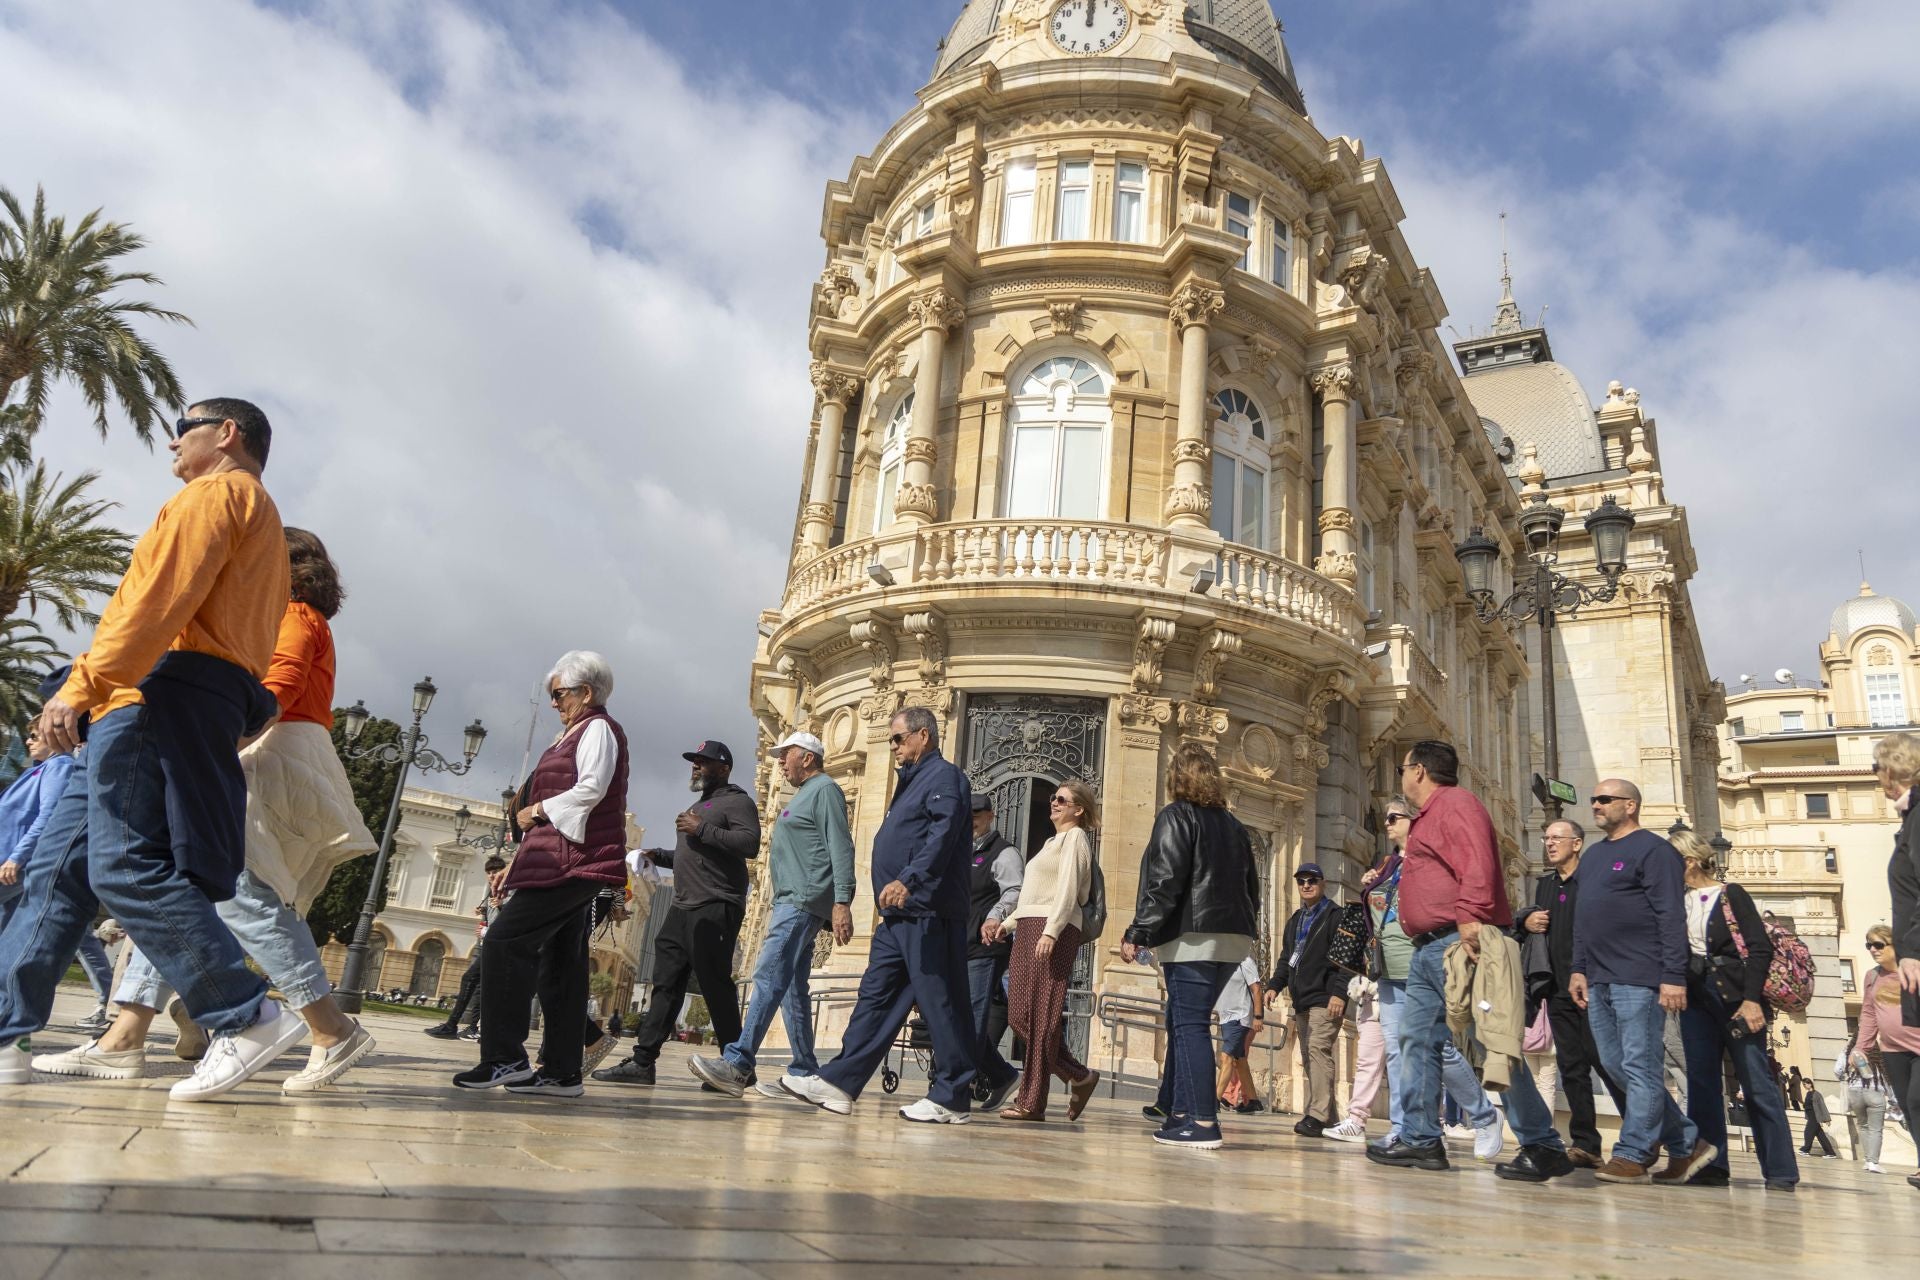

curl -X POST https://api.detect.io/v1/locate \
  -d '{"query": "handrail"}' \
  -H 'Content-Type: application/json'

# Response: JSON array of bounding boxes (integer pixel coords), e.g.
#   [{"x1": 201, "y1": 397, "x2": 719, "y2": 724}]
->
[{"x1": 1095, "y1": 990, "x2": 1167, "y2": 1097}]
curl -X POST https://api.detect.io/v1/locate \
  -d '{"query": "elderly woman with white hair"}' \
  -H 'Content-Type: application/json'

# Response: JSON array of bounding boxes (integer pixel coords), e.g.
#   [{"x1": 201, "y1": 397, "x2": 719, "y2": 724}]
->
[{"x1": 453, "y1": 651, "x2": 629, "y2": 1098}]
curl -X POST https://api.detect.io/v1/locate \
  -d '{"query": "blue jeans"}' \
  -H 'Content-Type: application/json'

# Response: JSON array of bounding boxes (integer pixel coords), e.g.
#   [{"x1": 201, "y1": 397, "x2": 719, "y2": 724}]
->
[
  {"x1": 117, "y1": 868, "x2": 334, "y2": 1011},
  {"x1": 966, "y1": 953, "x2": 1017, "y2": 1088},
  {"x1": 0, "y1": 709, "x2": 268, "y2": 1048},
  {"x1": 1158, "y1": 961, "x2": 1235, "y2": 1128},
  {"x1": 1377, "y1": 974, "x2": 1497, "y2": 1139},
  {"x1": 74, "y1": 932, "x2": 114, "y2": 1002},
  {"x1": 1588, "y1": 981, "x2": 1698, "y2": 1165},
  {"x1": 724, "y1": 902, "x2": 822, "y2": 1076},
  {"x1": 1681, "y1": 985, "x2": 1799, "y2": 1184}
]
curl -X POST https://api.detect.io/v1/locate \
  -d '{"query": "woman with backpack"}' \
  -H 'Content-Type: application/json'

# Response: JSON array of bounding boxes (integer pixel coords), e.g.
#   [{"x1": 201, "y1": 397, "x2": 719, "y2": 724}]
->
[
  {"x1": 1672, "y1": 830, "x2": 1799, "y2": 1190},
  {"x1": 982, "y1": 778, "x2": 1099, "y2": 1122}
]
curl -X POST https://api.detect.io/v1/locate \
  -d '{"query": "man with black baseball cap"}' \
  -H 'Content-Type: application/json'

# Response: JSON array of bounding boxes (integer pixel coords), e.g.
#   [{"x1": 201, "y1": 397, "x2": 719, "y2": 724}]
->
[{"x1": 595, "y1": 739, "x2": 760, "y2": 1085}]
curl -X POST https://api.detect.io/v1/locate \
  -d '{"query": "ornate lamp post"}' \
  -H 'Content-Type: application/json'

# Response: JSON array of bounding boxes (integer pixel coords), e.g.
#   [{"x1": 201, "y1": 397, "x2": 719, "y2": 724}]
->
[
  {"x1": 334, "y1": 677, "x2": 487, "y2": 1013},
  {"x1": 452, "y1": 787, "x2": 519, "y2": 855},
  {"x1": 1455, "y1": 493, "x2": 1635, "y2": 821},
  {"x1": 1709, "y1": 831, "x2": 1734, "y2": 880}
]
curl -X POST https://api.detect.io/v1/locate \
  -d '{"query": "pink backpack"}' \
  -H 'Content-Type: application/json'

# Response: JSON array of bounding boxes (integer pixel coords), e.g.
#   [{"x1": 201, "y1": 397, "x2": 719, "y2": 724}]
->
[{"x1": 1720, "y1": 896, "x2": 1815, "y2": 1013}]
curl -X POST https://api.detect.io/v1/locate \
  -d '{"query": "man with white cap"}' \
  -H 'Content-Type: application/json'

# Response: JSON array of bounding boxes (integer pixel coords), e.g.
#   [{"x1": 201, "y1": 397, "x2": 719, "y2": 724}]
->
[{"x1": 689, "y1": 730, "x2": 854, "y2": 1099}]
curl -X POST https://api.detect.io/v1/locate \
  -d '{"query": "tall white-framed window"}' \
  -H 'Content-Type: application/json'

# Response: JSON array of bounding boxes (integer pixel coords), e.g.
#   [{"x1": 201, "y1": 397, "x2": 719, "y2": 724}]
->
[
  {"x1": 1055, "y1": 160, "x2": 1092, "y2": 239},
  {"x1": 1269, "y1": 216, "x2": 1291, "y2": 290},
  {"x1": 1004, "y1": 355, "x2": 1109, "y2": 521},
  {"x1": 874, "y1": 392, "x2": 913, "y2": 532},
  {"x1": 1114, "y1": 162, "x2": 1148, "y2": 243},
  {"x1": 428, "y1": 861, "x2": 463, "y2": 910},
  {"x1": 1210, "y1": 388, "x2": 1270, "y2": 549},
  {"x1": 1225, "y1": 192, "x2": 1254, "y2": 271},
  {"x1": 1866, "y1": 671, "x2": 1908, "y2": 727},
  {"x1": 1002, "y1": 160, "x2": 1037, "y2": 247}
]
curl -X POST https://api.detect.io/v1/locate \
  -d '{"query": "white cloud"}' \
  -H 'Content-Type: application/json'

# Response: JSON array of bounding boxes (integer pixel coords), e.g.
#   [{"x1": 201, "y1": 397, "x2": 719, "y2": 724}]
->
[
  {"x1": 1677, "y1": 0, "x2": 1920, "y2": 139},
  {"x1": 0, "y1": 0, "x2": 879, "y2": 819}
]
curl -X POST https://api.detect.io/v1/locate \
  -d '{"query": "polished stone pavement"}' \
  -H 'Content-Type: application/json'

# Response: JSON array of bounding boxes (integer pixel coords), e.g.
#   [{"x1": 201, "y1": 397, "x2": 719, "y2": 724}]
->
[{"x1": 0, "y1": 988, "x2": 1910, "y2": 1279}]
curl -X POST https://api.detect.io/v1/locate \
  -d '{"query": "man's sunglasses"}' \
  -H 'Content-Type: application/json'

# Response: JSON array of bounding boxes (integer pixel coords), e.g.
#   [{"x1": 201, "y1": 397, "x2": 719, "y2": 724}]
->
[
  {"x1": 1589, "y1": 795, "x2": 1627, "y2": 806},
  {"x1": 1295, "y1": 875, "x2": 1323, "y2": 885},
  {"x1": 889, "y1": 730, "x2": 923, "y2": 746},
  {"x1": 171, "y1": 415, "x2": 227, "y2": 439}
]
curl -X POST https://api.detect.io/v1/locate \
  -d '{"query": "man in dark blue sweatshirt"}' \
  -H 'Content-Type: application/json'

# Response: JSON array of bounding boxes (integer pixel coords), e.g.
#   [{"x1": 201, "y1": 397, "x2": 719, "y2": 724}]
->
[
  {"x1": 1570, "y1": 778, "x2": 1715, "y2": 1185},
  {"x1": 781, "y1": 706, "x2": 978, "y2": 1123}
]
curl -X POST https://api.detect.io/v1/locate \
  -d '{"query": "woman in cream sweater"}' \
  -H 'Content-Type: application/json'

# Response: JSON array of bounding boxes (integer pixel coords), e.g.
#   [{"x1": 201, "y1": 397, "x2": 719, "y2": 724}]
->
[{"x1": 982, "y1": 779, "x2": 1100, "y2": 1121}]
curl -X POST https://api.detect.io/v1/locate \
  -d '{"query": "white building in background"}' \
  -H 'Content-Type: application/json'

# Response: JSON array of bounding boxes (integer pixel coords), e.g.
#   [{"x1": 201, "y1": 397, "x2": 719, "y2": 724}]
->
[{"x1": 319, "y1": 785, "x2": 648, "y2": 1005}]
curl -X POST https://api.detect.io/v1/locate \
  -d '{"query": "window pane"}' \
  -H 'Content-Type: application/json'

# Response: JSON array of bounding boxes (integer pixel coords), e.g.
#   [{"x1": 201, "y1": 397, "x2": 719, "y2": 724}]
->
[
  {"x1": 1056, "y1": 161, "x2": 1091, "y2": 239},
  {"x1": 1003, "y1": 161, "x2": 1036, "y2": 246},
  {"x1": 1006, "y1": 425, "x2": 1054, "y2": 517},
  {"x1": 1240, "y1": 463, "x2": 1265, "y2": 547},
  {"x1": 1866, "y1": 672, "x2": 1907, "y2": 726},
  {"x1": 1270, "y1": 217, "x2": 1290, "y2": 289},
  {"x1": 875, "y1": 464, "x2": 898, "y2": 530},
  {"x1": 1115, "y1": 190, "x2": 1143, "y2": 242},
  {"x1": 1226, "y1": 193, "x2": 1253, "y2": 270},
  {"x1": 1211, "y1": 452, "x2": 1235, "y2": 542},
  {"x1": 1058, "y1": 425, "x2": 1102, "y2": 519}
]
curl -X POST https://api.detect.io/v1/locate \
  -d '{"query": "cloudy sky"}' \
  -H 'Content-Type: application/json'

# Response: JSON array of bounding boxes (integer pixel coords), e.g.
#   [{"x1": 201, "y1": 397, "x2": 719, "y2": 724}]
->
[{"x1": 4, "y1": 0, "x2": 1914, "y2": 826}]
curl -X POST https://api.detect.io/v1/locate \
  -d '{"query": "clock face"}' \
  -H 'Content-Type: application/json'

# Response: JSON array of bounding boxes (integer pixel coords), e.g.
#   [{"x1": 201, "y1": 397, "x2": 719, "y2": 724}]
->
[{"x1": 1050, "y1": 0, "x2": 1131, "y2": 56}]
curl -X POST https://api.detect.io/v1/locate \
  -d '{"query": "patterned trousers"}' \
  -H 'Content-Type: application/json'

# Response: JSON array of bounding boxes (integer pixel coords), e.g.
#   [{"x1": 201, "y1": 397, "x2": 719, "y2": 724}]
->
[{"x1": 1007, "y1": 922, "x2": 1087, "y2": 1114}]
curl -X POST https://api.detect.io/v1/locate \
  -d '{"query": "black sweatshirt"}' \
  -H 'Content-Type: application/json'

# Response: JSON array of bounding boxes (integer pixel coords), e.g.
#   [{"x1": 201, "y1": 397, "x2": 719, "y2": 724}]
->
[{"x1": 647, "y1": 782, "x2": 760, "y2": 909}]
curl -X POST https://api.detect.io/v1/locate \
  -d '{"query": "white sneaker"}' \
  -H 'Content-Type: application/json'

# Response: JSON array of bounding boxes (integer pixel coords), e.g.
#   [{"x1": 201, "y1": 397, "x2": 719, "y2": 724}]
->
[
  {"x1": 779, "y1": 1072, "x2": 853, "y2": 1115},
  {"x1": 1473, "y1": 1122, "x2": 1505, "y2": 1163},
  {"x1": 1866, "y1": 1162, "x2": 1886, "y2": 1174},
  {"x1": 0, "y1": 1039, "x2": 29, "y2": 1085},
  {"x1": 756, "y1": 1076, "x2": 797, "y2": 1100},
  {"x1": 1324, "y1": 1118, "x2": 1369, "y2": 1143},
  {"x1": 899, "y1": 1096, "x2": 970, "y2": 1125},
  {"x1": 1443, "y1": 1123, "x2": 1474, "y2": 1142},
  {"x1": 168, "y1": 1000, "x2": 306, "y2": 1102},
  {"x1": 281, "y1": 1022, "x2": 375, "y2": 1095},
  {"x1": 32, "y1": 1038, "x2": 146, "y2": 1080}
]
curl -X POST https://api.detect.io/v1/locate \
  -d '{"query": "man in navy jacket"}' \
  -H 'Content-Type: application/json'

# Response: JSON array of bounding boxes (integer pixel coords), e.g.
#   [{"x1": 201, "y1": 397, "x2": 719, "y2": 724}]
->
[{"x1": 781, "y1": 706, "x2": 979, "y2": 1123}]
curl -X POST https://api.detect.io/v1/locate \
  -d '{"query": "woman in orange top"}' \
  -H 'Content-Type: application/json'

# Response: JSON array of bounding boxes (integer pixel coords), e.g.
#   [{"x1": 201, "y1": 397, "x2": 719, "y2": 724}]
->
[{"x1": 34, "y1": 529, "x2": 380, "y2": 1092}]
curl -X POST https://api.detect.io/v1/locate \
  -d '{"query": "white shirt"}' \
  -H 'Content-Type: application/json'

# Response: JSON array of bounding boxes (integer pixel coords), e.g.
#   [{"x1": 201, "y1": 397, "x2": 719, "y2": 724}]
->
[
  {"x1": 1213, "y1": 955, "x2": 1262, "y2": 1027},
  {"x1": 1684, "y1": 886, "x2": 1722, "y2": 958},
  {"x1": 540, "y1": 719, "x2": 617, "y2": 842}
]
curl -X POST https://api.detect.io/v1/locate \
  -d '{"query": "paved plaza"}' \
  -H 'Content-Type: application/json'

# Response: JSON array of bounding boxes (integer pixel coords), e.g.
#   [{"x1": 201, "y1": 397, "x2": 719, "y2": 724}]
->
[{"x1": 0, "y1": 989, "x2": 1906, "y2": 1279}]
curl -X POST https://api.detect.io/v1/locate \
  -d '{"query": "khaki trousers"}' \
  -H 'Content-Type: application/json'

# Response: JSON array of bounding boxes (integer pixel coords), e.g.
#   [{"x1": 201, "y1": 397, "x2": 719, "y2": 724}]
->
[{"x1": 1298, "y1": 1004, "x2": 1340, "y2": 1123}]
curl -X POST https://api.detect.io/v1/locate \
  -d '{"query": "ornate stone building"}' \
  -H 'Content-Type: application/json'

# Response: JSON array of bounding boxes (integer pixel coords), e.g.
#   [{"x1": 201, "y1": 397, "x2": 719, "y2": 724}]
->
[{"x1": 746, "y1": 1, "x2": 1546, "y2": 1064}]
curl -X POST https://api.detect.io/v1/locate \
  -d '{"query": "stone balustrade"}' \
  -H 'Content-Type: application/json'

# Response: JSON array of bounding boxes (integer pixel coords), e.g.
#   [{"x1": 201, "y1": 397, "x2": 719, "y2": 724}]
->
[{"x1": 1723, "y1": 844, "x2": 1841, "y2": 883}]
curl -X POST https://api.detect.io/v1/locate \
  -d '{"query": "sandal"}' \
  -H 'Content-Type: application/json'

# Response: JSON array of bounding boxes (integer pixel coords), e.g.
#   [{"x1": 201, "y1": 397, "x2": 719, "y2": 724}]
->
[
  {"x1": 1068, "y1": 1069, "x2": 1099, "y2": 1121},
  {"x1": 999, "y1": 1106, "x2": 1047, "y2": 1122}
]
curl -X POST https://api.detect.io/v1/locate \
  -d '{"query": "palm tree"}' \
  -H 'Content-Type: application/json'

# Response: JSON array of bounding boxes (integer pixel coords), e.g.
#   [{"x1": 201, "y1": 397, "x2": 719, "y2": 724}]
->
[
  {"x1": 0, "y1": 185, "x2": 190, "y2": 452},
  {"x1": 0, "y1": 461, "x2": 133, "y2": 627},
  {"x1": 0, "y1": 615, "x2": 60, "y2": 750}
]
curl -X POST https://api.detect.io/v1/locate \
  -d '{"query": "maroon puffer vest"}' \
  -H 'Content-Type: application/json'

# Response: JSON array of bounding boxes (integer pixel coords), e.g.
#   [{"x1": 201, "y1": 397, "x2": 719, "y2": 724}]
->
[{"x1": 505, "y1": 707, "x2": 630, "y2": 891}]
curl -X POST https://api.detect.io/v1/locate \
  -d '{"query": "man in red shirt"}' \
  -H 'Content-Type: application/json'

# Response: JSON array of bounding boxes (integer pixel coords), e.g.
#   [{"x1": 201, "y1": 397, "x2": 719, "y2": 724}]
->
[{"x1": 1366, "y1": 740, "x2": 1575, "y2": 1182}]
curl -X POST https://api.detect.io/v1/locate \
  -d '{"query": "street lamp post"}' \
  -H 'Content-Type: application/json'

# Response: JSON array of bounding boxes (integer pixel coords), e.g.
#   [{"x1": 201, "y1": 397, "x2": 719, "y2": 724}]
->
[
  {"x1": 1455, "y1": 493, "x2": 1636, "y2": 822},
  {"x1": 452, "y1": 788, "x2": 519, "y2": 856},
  {"x1": 334, "y1": 677, "x2": 487, "y2": 1013}
]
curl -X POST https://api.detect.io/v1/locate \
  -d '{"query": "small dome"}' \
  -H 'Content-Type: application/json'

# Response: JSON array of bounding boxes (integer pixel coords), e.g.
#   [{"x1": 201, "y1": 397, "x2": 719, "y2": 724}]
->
[
  {"x1": 1830, "y1": 582, "x2": 1917, "y2": 644},
  {"x1": 1461, "y1": 361, "x2": 1604, "y2": 480}
]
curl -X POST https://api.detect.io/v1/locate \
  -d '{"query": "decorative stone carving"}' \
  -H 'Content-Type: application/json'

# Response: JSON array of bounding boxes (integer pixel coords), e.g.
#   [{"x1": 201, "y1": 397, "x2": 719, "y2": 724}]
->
[
  {"x1": 1394, "y1": 347, "x2": 1435, "y2": 388},
  {"x1": 1168, "y1": 283, "x2": 1226, "y2": 329},
  {"x1": 1046, "y1": 298, "x2": 1082, "y2": 336},
  {"x1": 1314, "y1": 550, "x2": 1357, "y2": 583},
  {"x1": 1191, "y1": 628, "x2": 1243, "y2": 705},
  {"x1": 1171, "y1": 438, "x2": 1212, "y2": 465},
  {"x1": 1176, "y1": 701, "x2": 1229, "y2": 746},
  {"x1": 817, "y1": 264, "x2": 858, "y2": 317},
  {"x1": 859, "y1": 691, "x2": 902, "y2": 725},
  {"x1": 1311, "y1": 363, "x2": 1358, "y2": 402},
  {"x1": 902, "y1": 610, "x2": 948, "y2": 687},
  {"x1": 894, "y1": 482, "x2": 938, "y2": 520},
  {"x1": 1304, "y1": 671, "x2": 1357, "y2": 736},
  {"x1": 848, "y1": 618, "x2": 896, "y2": 696},
  {"x1": 1239, "y1": 722, "x2": 1281, "y2": 778},
  {"x1": 903, "y1": 436, "x2": 938, "y2": 466},
  {"x1": 801, "y1": 500, "x2": 835, "y2": 530},
  {"x1": 1625, "y1": 425, "x2": 1654, "y2": 472},
  {"x1": 1118, "y1": 692, "x2": 1173, "y2": 737},
  {"x1": 1248, "y1": 335, "x2": 1287, "y2": 386},
  {"x1": 1131, "y1": 616, "x2": 1177, "y2": 694},
  {"x1": 1163, "y1": 483, "x2": 1212, "y2": 522},
  {"x1": 1291, "y1": 732, "x2": 1331, "y2": 783},
  {"x1": 774, "y1": 651, "x2": 820, "y2": 731},
  {"x1": 1316, "y1": 509, "x2": 1354, "y2": 535},
  {"x1": 908, "y1": 288, "x2": 966, "y2": 333},
  {"x1": 809, "y1": 362, "x2": 861, "y2": 407}
]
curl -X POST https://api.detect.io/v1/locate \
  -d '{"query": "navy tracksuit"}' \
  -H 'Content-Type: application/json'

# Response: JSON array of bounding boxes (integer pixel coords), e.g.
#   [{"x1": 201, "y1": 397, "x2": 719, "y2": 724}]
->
[{"x1": 818, "y1": 749, "x2": 979, "y2": 1109}]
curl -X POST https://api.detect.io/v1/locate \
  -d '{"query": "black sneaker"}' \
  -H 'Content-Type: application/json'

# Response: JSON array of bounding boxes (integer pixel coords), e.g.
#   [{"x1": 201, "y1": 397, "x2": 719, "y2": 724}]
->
[
  {"x1": 423, "y1": 1023, "x2": 459, "y2": 1040},
  {"x1": 458, "y1": 1027, "x2": 481, "y2": 1041},
  {"x1": 1142, "y1": 1104, "x2": 1169, "y2": 1123},
  {"x1": 980, "y1": 1075, "x2": 1021, "y2": 1114},
  {"x1": 1365, "y1": 1138, "x2": 1450, "y2": 1171},
  {"x1": 1152, "y1": 1120, "x2": 1223, "y2": 1150},
  {"x1": 1766, "y1": 1179, "x2": 1797, "y2": 1193},
  {"x1": 1689, "y1": 1165, "x2": 1731, "y2": 1187},
  {"x1": 1293, "y1": 1115, "x2": 1327, "y2": 1138},
  {"x1": 505, "y1": 1072, "x2": 584, "y2": 1098},
  {"x1": 452, "y1": 1059, "x2": 536, "y2": 1090},
  {"x1": 592, "y1": 1058, "x2": 655, "y2": 1085},
  {"x1": 1494, "y1": 1144, "x2": 1575, "y2": 1183}
]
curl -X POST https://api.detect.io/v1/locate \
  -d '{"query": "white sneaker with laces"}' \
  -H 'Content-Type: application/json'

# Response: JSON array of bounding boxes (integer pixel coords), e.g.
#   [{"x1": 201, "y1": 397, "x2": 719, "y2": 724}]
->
[
  {"x1": 1443, "y1": 1123, "x2": 1474, "y2": 1142},
  {"x1": 281, "y1": 1022, "x2": 375, "y2": 1095},
  {"x1": 779, "y1": 1072, "x2": 853, "y2": 1115},
  {"x1": 756, "y1": 1076, "x2": 796, "y2": 1100},
  {"x1": 1473, "y1": 1122, "x2": 1505, "y2": 1163},
  {"x1": 1324, "y1": 1118, "x2": 1369, "y2": 1143},
  {"x1": 168, "y1": 1000, "x2": 307, "y2": 1102},
  {"x1": 899, "y1": 1096, "x2": 970, "y2": 1125},
  {"x1": 32, "y1": 1038, "x2": 146, "y2": 1080},
  {"x1": 1866, "y1": 1161, "x2": 1886, "y2": 1174},
  {"x1": 0, "y1": 1039, "x2": 29, "y2": 1085}
]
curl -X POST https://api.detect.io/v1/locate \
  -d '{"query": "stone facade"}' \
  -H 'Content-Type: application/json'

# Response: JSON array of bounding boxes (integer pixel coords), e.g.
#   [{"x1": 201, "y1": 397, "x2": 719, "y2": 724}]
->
[{"x1": 746, "y1": 3, "x2": 1536, "y2": 1074}]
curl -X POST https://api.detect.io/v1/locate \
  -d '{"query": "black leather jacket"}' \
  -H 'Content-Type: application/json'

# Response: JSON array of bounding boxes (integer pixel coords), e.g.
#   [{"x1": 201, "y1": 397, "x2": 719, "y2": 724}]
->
[{"x1": 1124, "y1": 800, "x2": 1260, "y2": 948}]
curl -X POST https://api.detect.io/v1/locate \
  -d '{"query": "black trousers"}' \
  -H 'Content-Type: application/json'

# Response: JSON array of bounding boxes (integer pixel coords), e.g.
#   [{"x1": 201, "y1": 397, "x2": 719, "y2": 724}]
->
[
  {"x1": 1802, "y1": 1110, "x2": 1837, "y2": 1155},
  {"x1": 629, "y1": 899, "x2": 744, "y2": 1067},
  {"x1": 1547, "y1": 990, "x2": 1628, "y2": 1155},
  {"x1": 445, "y1": 945, "x2": 483, "y2": 1027},
  {"x1": 478, "y1": 878, "x2": 602, "y2": 1076}
]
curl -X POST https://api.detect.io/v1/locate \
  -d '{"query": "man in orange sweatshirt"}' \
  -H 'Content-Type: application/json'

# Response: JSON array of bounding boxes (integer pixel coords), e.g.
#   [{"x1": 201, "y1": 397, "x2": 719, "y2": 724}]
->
[{"x1": 0, "y1": 398, "x2": 306, "y2": 1101}]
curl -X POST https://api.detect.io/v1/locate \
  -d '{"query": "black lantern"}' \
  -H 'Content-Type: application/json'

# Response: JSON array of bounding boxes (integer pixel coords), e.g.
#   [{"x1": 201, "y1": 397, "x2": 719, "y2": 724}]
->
[
  {"x1": 1516, "y1": 494, "x2": 1566, "y2": 564},
  {"x1": 339, "y1": 699, "x2": 371, "y2": 742},
  {"x1": 452, "y1": 805, "x2": 472, "y2": 843},
  {"x1": 1584, "y1": 495, "x2": 1636, "y2": 578},
  {"x1": 411, "y1": 677, "x2": 438, "y2": 718},
  {"x1": 1453, "y1": 526, "x2": 1501, "y2": 599},
  {"x1": 462, "y1": 718, "x2": 488, "y2": 760}
]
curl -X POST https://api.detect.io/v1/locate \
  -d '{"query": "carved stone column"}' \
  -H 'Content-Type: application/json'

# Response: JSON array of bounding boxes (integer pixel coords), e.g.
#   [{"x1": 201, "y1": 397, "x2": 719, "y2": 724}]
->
[
  {"x1": 803, "y1": 363, "x2": 861, "y2": 554},
  {"x1": 1311, "y1": 362, "x2": 1359, "y2": 586},
  {"x1": 1166, "y1": 283, "x2": 1225, "y2": 529},
  {"x1": 894, "y1": 287, "x2": 966, "y2": 527}
]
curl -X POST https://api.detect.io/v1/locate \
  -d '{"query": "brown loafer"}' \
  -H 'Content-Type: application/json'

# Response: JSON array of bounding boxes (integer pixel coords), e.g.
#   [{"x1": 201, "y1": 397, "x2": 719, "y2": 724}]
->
[
  {"x1": 999, "y1": 1106, "x2": 1046, "y2": 1122},
  {"x1": 1594, "y1": 1156, "x2": 1652, "y2": 1183},
  {"x1": 1067, "y1": 1069, "x2": 1099, "y2": 1121},
  {"x1": 1566, "y1": 1147, "x2": 1602, "y2": 1169},
  {"x1": 1651, "y1": 1139, "x2": 1719, "y2": 1185}
]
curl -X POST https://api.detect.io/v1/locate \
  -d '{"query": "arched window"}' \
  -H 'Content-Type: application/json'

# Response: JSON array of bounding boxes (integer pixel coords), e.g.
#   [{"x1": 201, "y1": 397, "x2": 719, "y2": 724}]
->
[
  {"x1": 873, "y1": 392, "x2": 913, "y2": 532},
  {"x1": 1005, "y1": 356, "x2": 1109, "y2": 520},
  {"x1": 410, "y1": 937, "x2": 447, "y2": 997},
  {"x1": 1211, "y1": 388, "x2": 1270, "y2": 548}
]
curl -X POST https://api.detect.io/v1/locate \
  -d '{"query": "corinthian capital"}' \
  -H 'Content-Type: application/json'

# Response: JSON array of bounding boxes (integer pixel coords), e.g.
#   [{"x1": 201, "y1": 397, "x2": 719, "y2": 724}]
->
[
  {"x1": 908, "y1": 288, "x2": 966, "y2": 334},
  {"x1": 1311, "y1": 363, "x2": 1358, "y2": 403},
  {"x1": 1168, "y1": 283, "x2": 1225, "y2": 329},
  {"x1": 809, "y1": 362, "x2": 862, "y2": 408},
  {"x1": 1171, "y1": 438, "x2": 1212, "y2": 465}
]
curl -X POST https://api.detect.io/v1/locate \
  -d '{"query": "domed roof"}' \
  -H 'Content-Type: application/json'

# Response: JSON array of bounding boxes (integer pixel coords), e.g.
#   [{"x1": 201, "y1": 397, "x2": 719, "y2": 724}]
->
[
  {"x1": 1461, "y1": 361, "x2": 1605, "y2": 480},
  {"x1": 932, "y1": 1, "x2": 1304, "y2": 110},
  {"x1": 1830, "y1": 582, "x2": 1917, "y2": 644}
]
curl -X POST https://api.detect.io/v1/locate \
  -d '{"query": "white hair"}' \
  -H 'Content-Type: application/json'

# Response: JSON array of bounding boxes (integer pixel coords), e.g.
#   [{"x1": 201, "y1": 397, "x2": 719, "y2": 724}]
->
[{"x1": 547, "y1": 650, "x2": 614, "y2": 704}]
